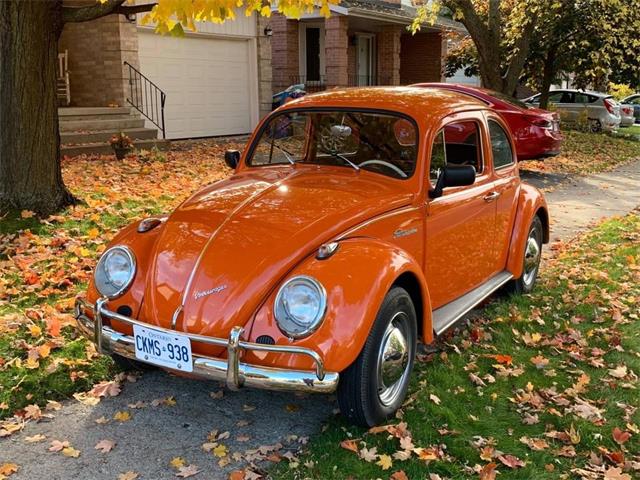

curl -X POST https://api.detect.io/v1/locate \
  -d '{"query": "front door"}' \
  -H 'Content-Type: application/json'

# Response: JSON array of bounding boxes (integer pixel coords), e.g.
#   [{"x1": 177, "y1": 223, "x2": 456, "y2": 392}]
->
[
  {"x1": 305, "y1": 27, "x2": 321, "y2": 82},
  {"x1": 425, "y1": 118, "x2": 499, "y2": 309},
  {"x1": 356, "y1": 34, "x2": 374, "y2": 86}
]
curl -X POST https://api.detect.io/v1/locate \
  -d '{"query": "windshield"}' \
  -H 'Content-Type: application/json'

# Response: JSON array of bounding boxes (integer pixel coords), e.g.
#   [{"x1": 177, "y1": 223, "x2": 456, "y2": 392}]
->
[{"x1": 247, "y1": 110, "x2": 418, "y2": 179}]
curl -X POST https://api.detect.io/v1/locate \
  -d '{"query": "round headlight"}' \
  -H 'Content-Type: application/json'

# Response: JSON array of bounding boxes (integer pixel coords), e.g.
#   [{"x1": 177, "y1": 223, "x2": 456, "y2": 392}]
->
[
  {"x1": 274, "y1": 276, "x2": 327, "y2": 339},
  {"x1": 94, "y1": 246, "x2": 136, "y2": 299}
]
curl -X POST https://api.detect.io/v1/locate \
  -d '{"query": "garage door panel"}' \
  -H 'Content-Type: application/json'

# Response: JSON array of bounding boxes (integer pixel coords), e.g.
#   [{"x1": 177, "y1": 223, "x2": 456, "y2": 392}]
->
[{"x1": 138, "y1": 30, "x2": 253, "y2": 139}]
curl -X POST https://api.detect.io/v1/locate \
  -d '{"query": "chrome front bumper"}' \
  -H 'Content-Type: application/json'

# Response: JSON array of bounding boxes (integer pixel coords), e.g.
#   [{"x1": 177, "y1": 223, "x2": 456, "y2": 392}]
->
[{"x1": 74, "y1": 298, "x2": 338, "y2": 393}]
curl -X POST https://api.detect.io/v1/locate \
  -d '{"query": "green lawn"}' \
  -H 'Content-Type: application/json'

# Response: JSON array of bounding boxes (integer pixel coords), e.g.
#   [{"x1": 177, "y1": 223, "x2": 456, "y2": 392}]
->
[
  {"x1": 623, "y1": 124, "x2": 640, "y2": 136},
  {"x1": 273, "y1": 214, "x2": 640, "y2": 479}
]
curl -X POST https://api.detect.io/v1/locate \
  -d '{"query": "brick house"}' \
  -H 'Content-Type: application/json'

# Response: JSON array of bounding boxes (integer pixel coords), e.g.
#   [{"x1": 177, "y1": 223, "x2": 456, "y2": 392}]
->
[
  {"x1": 57, "y1": 0, "x2": 459, "y2": 152},
  {"x1": 270, "y1": 0, "x2": 461, "y2": 94}
]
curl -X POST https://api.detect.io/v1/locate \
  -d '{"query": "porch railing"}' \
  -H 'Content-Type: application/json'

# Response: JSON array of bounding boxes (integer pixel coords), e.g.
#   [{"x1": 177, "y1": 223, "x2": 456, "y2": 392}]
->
[
  {"x1": 124, "y1": 61, "x2": 166, "y2": 139},
  {"x1": 289, "y1": 74, "x2": 396, "y2": 92}
]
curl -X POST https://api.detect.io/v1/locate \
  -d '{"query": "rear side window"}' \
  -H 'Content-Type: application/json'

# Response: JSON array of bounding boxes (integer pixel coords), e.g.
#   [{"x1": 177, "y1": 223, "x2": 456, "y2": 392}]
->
[
  {"x1": 488, "y1": 120, "x2": 514, "y2": 168},
  {"x1": 574, "y1": 93, "x2": 590, "y2": 104}
]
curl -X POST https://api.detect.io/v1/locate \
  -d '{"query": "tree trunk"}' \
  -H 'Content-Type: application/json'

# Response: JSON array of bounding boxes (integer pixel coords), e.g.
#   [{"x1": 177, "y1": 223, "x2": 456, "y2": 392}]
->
[
  {"x1": 0, "y1": 0, "x2": 76, "y2": 215},
  {"x1": 538, "y1": 46, "x2": 558, "y2": 110}
]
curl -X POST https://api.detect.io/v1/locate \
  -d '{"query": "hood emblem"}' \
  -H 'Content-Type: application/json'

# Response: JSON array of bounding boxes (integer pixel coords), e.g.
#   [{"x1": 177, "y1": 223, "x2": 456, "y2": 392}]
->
[{"x1": 194, "y1": 284, "x2": 228, "y2": 300}]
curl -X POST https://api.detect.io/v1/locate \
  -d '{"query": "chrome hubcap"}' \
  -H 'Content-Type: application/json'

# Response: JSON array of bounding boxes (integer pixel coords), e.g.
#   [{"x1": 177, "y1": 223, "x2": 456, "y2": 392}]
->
[
  {"x1": 523, "y1": 228, "x2": 541, "y2": 286},
  {"x1": 376, "y1": 312, "x2": 410, "y2": 406}
]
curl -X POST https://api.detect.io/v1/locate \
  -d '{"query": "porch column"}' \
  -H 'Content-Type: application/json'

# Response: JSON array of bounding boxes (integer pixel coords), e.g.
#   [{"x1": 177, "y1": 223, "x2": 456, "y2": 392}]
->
[
  {"x1": 325, "y1": 15, "x2": 349, "y2": 88},
  {"x1": 377, "y1": 25, "x2": 402, "y2": 85},
  {"x1": 271, "y1": 14, "x2": 299, "y2": 93}
]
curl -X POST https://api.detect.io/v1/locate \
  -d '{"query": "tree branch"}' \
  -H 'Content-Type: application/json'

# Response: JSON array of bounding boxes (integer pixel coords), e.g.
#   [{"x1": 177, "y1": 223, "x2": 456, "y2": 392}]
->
[
  {"x1": 62, "y1": 0, "x2": 156, "y2": 23},
  {"x1": 113, "y1": 3, "x2": 157, "y2": 15}
]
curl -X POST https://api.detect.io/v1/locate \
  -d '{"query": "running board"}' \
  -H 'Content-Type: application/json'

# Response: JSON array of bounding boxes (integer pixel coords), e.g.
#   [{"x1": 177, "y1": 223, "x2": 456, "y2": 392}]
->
[{"x1": 432, "y1": 271, "x2": 513, "y2": 336}]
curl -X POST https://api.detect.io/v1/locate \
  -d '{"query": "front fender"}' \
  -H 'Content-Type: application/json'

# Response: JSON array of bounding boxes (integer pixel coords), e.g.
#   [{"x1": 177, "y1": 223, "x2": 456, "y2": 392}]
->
[
  {"x1": 85, "y1": 219, "x2": 166, "y2": 326},
  {"x1": 244, "y1": 238, "x2": 432, "y2": 373},
  {"x1": 506, "y1": 183, "x2": 550, "y2": 278}
]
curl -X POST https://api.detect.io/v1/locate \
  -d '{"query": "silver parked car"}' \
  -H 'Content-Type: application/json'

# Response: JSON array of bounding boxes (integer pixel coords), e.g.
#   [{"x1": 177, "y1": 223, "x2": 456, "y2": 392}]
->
[
  {"x1": 524, "y1": 89, "x2": 621, "y2": 132},
  {"x1": 621, "y1": 94, "x2": 640, "y2": 124}
]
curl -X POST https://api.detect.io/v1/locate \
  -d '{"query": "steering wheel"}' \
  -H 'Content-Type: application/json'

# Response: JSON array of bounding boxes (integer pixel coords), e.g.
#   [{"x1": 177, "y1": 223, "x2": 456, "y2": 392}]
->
[{"x1": 359, "y1": 159, "x2": 408, "y2": 178}]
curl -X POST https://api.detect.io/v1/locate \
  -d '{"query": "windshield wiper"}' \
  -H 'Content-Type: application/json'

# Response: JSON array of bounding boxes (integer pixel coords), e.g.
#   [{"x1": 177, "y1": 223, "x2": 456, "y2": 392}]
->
[
  {"x1": 270, "y1": 141, "x2": 296, "y2": 165},
  {"x1": 324, "y1": 150, "x2": 360, "y2": 171}
]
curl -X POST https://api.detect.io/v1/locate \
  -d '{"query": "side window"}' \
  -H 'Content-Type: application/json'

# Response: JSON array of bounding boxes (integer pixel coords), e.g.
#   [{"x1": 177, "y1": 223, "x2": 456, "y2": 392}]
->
[
  {"x1": 489, "y1": 120, "x2": 514, "y2": 169},
  {"x1": 430, "y1": 121, "x2": 482, "y2": 185},
  {"x1": 429, "y1": 130, "x2": 446, "y2": 183},
  {"x1": 559, "y1": 92, "x2": 574, "y2": 103},
  {"x1": 574, "y1": 93, "x2": 589, "y2": 104},
  {"x1": 547, "y1": 92, "x2": 564, "y2": 103}
]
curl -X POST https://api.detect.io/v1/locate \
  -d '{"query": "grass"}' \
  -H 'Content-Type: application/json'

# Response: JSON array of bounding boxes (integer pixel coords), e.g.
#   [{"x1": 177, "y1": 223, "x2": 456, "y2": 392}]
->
[
  {"x1": 272, "y1": 213, "x2": 640, "y2": 479},
  {"x1": 520, "y1": 129, "x2": 640, "y2": 175},
  {"x1": 622, "y1": 124, "x2": 640, "y2": 136},
  {"x1": 0, "y1": 147, "x2": 234, "y2": 419}
]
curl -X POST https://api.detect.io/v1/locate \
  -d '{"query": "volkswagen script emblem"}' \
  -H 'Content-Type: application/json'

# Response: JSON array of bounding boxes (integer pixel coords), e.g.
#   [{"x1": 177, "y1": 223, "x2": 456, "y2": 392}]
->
[{"x1": 194, "y1": 284, "x2": 227, "y2": 300}]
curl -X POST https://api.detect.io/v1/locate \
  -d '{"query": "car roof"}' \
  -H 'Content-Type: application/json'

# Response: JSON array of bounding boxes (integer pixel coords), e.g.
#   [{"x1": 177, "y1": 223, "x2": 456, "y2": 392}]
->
[
  {"x1": 546, "y1": 88, "x2": 609, "y2": 97},
  {"x1": 281, "y1": 87, "x2": 487, "y2": 120}
]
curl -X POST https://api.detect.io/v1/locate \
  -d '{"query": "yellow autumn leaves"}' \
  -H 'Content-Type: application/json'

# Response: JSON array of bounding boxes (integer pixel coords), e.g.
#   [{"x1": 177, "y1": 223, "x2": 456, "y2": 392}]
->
[{"x1": 137, "y1": 0, "x2": 340, "y2": 36}]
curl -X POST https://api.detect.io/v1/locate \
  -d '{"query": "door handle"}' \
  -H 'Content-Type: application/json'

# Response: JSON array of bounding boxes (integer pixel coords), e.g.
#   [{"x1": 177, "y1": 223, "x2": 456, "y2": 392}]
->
[{"x1": 483, "y1": 191, "x2": 501, "y2": 202}]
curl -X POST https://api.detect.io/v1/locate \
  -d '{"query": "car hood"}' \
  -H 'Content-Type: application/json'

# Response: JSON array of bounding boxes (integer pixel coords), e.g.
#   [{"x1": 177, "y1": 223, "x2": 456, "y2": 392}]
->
[{"x1": 139, "y1": 167, "x2": 412, "y2": 340}]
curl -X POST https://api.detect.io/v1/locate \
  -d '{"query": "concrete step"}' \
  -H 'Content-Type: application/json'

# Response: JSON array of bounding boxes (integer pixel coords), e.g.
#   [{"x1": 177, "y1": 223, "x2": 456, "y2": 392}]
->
[
  {"x1": 61, "y1": 139, "x2": 171, "y2": 158},
  {"x1": 58, "y1": 107, "x2": 131, "y2": 117},
  {"x1": 59, "y1": 118, "x2": 146, "y2": 132},
  {"x1": 59, "y1": 113, "x2": 141, "y2": 122},
  {"x1": 61, "y1": 127, "x2": 158, "y2": 144}
]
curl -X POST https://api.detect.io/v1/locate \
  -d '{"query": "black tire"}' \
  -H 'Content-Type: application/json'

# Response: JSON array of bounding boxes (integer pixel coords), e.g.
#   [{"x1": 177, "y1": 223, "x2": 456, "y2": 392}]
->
[
  {"x1": 337, "y1": 286, "x2": 417, "y2": 427},
  {"x1": 589, "y1": 119, "x2": 602, "y2": 133},
  {"x1": 505, "y1": 216, "x2": 543, "y2": 295},
  {"x1": 110, "y1": 353, "x2": 155, "y2": 372}
]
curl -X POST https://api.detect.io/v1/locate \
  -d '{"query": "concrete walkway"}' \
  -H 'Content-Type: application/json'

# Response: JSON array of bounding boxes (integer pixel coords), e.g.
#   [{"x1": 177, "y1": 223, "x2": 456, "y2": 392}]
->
[{"x1": 2, "y1": 159, "x2": 639, "y2": 480}]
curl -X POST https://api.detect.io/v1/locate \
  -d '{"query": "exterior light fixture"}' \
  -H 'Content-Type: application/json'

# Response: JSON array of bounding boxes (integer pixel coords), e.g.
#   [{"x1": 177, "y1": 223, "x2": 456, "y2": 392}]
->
[{"x1": 264, "y1": 26, "x2": 273, "y2": 37}]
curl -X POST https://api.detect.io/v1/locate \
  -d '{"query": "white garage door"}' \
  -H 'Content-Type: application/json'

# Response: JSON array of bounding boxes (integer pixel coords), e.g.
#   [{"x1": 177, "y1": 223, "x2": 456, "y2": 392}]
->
[{"x1": 138, "y1": 30, "x2": 255, "y2": 139}]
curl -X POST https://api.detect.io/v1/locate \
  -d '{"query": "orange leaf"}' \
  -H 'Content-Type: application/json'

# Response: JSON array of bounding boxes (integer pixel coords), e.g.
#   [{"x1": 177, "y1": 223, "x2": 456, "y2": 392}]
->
[
  {"x1": 612, "y1": 427, "x2": 631, "y2": 445},
  {"x1": 340, "y1": 439, "x2": 359, "y2": 453}
]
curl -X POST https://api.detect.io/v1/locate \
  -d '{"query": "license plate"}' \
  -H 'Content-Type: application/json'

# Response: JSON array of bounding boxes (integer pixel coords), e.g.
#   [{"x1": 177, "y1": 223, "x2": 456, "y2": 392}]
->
[{"x1": 133, "y1": 325, "x2": 193, "y2": 373}]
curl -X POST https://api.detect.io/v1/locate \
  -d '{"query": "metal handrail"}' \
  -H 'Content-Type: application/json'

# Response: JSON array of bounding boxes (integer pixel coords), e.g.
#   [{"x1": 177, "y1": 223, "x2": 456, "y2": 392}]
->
[{"x1": 124, "y1": 61, "x2": 166, "y2": 139}]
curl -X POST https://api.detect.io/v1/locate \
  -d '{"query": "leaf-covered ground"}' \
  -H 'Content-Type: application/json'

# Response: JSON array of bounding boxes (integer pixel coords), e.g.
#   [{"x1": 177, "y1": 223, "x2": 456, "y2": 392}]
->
[
  {"x1": 520, "y1": 130, "x2": 640, "y2": 175},
  {"x1": 272, "y1": 212, "x2": 640, "y2": 480},
  {"x1": 0, "y1": 142, "x2": 237, "y2": 419}
]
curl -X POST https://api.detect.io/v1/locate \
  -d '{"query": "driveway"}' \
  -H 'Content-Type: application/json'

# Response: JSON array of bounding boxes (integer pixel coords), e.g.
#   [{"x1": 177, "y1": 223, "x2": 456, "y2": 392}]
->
[{"x1": 2, "y1": 159, "x2": 640, "y2": 480}]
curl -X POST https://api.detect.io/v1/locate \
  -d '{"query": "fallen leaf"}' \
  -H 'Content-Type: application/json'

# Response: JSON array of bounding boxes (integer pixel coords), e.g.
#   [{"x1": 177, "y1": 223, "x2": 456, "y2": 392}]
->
[
  {"x1": 376, "y1": 454, "x2": 393, "y2": 470},
  {"x1": 478, "y1": 462, "x2": 498, "y2": 480},
  {"x1": 176, "y1": 464, "x2": 200, "y2": 478},
  {"x1": 95, "y1": 439, "x2": 115, "y2": 453},
  {"x1": 113, "y1": 411, "x2": 131, "y2": 422},
  {"x1": 118, "y1": 472, "x2": 139, "y2": 480},
  {"x1": 170, "y1": 457, "x2": 186, "y2": 469},
  {"x1": 498, "y1": 454, "x2": 525, "y2": 469},
  {"x1": 24, "y1": 434, "x2": 46, "y2": 443},
  {"x1": 604, "y1": 466, "x2": 631, "y2": 480},
  {"x1": 49, "y1": 440, "x2": 70, "y2": 452},
  {"x1": 213, "y1": 445, "x2": 228, "y2": 458},
  {"x1": 340, "y1": 439, "x2": 359, "y2": 453},
  {"x1": 359, "y1": 446, "x2": 378, "y2": 462},
  {"x1": 429, "y1": 394, "x2": 441, "y2": 405},
  {"x1": 612, "y1": 427, "x2": 632, "y2": 445},
  {"x1": 62, "y1": 447, "x2": 80, "y2": 458},
  {"x1": 0, "y1": 463, "x2": 19, "y2": 477},
  {"x1": 390, "y1": 471, "x2": 409, "y2": 480}
]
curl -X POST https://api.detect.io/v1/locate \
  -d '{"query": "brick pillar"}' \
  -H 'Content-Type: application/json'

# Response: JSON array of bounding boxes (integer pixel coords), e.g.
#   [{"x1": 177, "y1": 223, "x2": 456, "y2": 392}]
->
[
  {"x1": 325, "y1": 15, "x2": 349, "y2": 88},
  {"x1": 59, "y1": 5, "x2": 139, "y2": 107},
  {"x1": 257, "y1": 16, "x2": 273, "y2": 118},
  {"x1": 400, "y1": 31, "x2": 446, "y2": 84},
  {"x1": 271, "y1": 14, "x2": 299, "y2": 93},
  {"x1": 377, "y1": 26, "x2": 402, "y2": 85}
]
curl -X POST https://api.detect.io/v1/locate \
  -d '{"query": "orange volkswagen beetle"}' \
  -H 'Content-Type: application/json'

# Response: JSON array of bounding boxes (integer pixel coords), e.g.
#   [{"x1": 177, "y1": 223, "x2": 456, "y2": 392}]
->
[{"x1": 76, "y1": 87, "x2": 549, "y2": 426}]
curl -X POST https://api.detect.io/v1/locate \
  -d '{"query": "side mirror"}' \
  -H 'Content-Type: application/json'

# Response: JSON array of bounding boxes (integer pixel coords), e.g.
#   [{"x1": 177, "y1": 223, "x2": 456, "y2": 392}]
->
[
  {"x1": 429, "y1": 165, "x2": 476, "y2": 199},
  {"x1": 224, "y1": 150, "x2": 240, "y2": 169}
]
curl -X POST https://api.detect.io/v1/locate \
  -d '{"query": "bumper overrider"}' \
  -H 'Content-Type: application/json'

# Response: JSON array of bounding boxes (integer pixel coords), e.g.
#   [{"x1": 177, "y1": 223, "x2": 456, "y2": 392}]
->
[{"x1": 74, "y1": 298, "x2": 339, "y2": 393}]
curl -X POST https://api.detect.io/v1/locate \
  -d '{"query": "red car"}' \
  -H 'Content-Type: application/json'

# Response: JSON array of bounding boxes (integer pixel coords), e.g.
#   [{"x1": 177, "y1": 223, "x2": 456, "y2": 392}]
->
[{"x1": 414, "y1": 83, "x2": 563, "y2": 160}]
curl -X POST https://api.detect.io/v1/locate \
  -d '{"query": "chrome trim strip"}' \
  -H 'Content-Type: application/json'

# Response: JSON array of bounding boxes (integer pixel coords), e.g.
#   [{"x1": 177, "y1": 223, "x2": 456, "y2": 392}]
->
[
  {"x1": 75, "y1": 298, "x2": 336, "y2": 392},
  {"x1": 336, "y1": 205, "x2": 419, "y2": 240},
  {"x1": 179, "y1": 172, "x2": 300, "y2": 315},
  {"x1": 432, "y1": 271, "x2": 513, "y2": 336}
]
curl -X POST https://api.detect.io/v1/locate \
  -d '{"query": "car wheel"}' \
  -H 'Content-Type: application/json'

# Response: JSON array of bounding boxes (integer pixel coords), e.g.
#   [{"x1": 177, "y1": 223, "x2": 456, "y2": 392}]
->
[
  {"x1": 337, "y1": 286, "x2": 417, "y2": 427},
  {"x1": 110, "y1": 353, "x2": 155, "y2": 372},
  {"x1": 506, "y1": 216, "x2": 543, "y2": 295},
  {"x1": 589, "y1": 119, "x2": 602, "y2": 133}
]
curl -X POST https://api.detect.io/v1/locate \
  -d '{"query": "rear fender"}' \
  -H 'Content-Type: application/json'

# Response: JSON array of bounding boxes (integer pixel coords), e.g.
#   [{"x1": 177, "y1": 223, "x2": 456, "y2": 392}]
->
[
  {"x1": 506, "y1": 184, "x2": 550, "y2": 278},
  {"x1": 244, "y1": 238, "x2": 432, "y2": 373}
]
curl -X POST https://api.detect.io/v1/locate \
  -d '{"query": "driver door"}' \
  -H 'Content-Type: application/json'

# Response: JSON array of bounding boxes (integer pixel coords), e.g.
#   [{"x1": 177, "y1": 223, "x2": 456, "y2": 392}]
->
[{"x1": 425, "y1": 116, "x2": 499, "y2": 309}]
